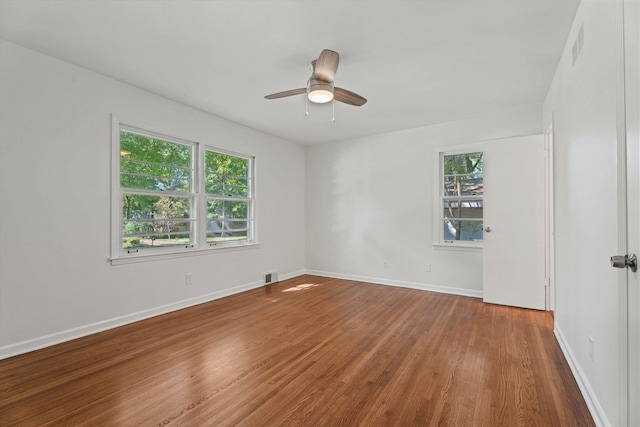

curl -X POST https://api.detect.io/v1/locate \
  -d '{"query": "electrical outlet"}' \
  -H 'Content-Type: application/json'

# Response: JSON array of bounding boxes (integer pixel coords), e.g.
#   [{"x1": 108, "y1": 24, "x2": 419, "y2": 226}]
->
[
  {"x1": 383, "y1": 260, "x2": 389, "y2": 269},
  {"x1": 588, "y1": 336, "x2": 594, "y2": 361},
  {"x1": 186, "y1": 273, "x2": 193, "y2": 285}
]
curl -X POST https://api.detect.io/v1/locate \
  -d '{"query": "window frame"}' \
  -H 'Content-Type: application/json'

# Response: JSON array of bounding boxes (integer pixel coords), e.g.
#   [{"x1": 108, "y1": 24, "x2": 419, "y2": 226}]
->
[
  {"x1": 433, "y1": 144, "x2": 483, "y2": 250},
  {"x1": 203, "y1": 147, "x2": 255, "y2": 247},
  {"x1": 111, "y1": 116, "x2": 258, "y2": 265}
]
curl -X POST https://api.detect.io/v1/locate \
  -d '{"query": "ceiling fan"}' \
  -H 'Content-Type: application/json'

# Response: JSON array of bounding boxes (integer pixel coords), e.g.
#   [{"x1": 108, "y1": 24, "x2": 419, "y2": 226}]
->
[{"x1": 264, "y1": 49, "x2": 367, "y2": 107}]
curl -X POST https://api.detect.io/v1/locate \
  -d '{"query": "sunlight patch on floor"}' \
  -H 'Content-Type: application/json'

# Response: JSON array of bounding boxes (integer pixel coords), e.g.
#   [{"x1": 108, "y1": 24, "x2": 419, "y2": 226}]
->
[{"x1": 282, "y1": 283, "x2": 320, "y2": 293}]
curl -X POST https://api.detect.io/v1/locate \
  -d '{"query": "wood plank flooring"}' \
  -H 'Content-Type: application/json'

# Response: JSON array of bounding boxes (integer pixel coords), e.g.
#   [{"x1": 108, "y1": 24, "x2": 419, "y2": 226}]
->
[{"x1": 0, "y1": 275, "x2": 594, "y2": 426}]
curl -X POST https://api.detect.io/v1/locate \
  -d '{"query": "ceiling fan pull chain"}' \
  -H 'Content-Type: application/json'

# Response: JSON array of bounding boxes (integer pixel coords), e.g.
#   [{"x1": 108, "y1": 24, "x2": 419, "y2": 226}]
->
[
  {"x1": 332, "y1": 98, "x2": 335, "y2": 122},
  {"x1": 305, "y1": 79, "x2": 310, "y2": 117}
]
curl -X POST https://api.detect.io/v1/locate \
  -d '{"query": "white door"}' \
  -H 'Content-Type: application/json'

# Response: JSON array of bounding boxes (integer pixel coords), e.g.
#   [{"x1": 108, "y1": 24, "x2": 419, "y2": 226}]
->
[
  {"x1": 482, "y1": 135, "x2": 546, "y2": 310},
  {"x1": 621, "y1": 1, "x2": 639, "y2": 424}
]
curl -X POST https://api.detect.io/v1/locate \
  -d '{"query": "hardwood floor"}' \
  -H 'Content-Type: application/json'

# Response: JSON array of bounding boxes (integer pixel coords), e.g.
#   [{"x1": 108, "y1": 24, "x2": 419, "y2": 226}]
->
[{"x1": 0, "y1": 275, "x2": 593, "y2": 426}]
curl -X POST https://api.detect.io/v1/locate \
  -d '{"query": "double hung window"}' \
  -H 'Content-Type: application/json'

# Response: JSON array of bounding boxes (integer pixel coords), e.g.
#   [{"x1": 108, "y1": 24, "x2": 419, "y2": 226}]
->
[
  {"x1": 119, "y1": 129, "x2": 196, "y2": 251},
  {"x1": 112, "y1": 119, "x2": 255, "y2": 262},
  {"x1": 204, "y1": 150, "x2": 253, "y2": 245},
  {"x1": 435, "y1": 148, "x2": 483, "y2": 247}
]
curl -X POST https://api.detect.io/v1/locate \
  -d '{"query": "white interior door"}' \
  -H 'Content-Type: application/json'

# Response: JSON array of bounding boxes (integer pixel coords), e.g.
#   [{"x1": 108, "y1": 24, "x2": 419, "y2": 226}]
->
[
  {"x1": 622, "y1": 1, "x2": 639, "y2": 424},
  {"x1": 482, "y1": 135, "x2": 546, "y2": 310}
]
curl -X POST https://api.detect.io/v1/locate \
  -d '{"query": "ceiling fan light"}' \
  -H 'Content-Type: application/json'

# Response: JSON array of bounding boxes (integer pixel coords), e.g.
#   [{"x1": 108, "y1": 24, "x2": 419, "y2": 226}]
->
[
  {"x1": 308, "y1": 79, "x2": 334, "y2": 103},
  {"x1": 308, "y1": 90, "x2": 333, "y2": 103}
]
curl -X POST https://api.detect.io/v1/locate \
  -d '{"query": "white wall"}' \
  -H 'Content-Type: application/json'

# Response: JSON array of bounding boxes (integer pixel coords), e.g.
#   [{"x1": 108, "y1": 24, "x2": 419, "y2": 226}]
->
[
  {"x1": 305, "y1": 106, "x2": 542, "y2": 295},
  {"x1": 0, "y1": 8, "x2": 622, "y2": 423},
  {"x1": 543, "y1": 1, "x2": 621, "y2": 425},
  {"x1": 0, "y1": 40, "x2": 306, "y2": 358}
]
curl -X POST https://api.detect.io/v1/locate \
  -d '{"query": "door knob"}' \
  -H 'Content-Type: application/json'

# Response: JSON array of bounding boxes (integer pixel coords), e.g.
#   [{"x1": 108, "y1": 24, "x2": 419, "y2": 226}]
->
[
  {"x1": 611, "y1": 254, "x2": 637, "y2": 272},
  {"x1": 484, "y1": 226, "x2": 492, "y2": 233}
]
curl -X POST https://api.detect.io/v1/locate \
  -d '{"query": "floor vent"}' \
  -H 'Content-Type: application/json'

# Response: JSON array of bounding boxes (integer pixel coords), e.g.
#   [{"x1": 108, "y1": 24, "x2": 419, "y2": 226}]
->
[{"x1": 264, "y1": 271, "x2": 278, "y2": 285}]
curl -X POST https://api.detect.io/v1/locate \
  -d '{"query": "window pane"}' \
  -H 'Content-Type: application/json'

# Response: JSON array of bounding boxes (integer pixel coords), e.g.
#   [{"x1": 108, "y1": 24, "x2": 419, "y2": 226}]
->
[
  {"x1": 205, "y1": 151, "x2": 249, "y2": 197},
  {"x1": 443, "y1": 175, "x2": 483, "y2": 197},
  {"x1": 443, "y1": 152, "x2": 483, "y2": 197},
  {"x1": 207, "y1": 234, "x2": 247, "y2": 243},
  {"x1": 443, "y1": 152, "x2": 483, "y2": 176},
  {"x1": 207, "y1": 218, "x2": 248, "y2": 230},
  {"x1": 207, "y1": 224, "x2": 248, "y2": 243},
  {"x1": 122, "y1": 194, "x2": 194, "y2": 249},
  {"x1": 443, "y1": 200, "x2": 483, "y2": 218},
  {"x1": 207, "y1": 200, "x2": 248, "y2": 220},
  {"x1": 206, "y1": 199, "x2": 249, "y2": 243},
  {"x1": 123, "y1": 220, "x2": 193, "y2": 236},
  {"x1": 120, "y1": 159, "x2": 191, "y2": 192},
  {"x1": 121, "y1": 131, "x2": 191, "y2": 168},
  {"x1": 120, "y1": 131, "x2": 192, "y2": 192},
  {"x1": 205, "y1": 182, "x2": 248, "y2": 197},
  {"x1": 122, "y1": 232, "x2": 192, "y2": 250},
  {"x1": 123, "y1": 195, "x2": 192, "y2": 221},
  {"x1": 443, "y1": 219, "x2": 483, "y2": 241}
]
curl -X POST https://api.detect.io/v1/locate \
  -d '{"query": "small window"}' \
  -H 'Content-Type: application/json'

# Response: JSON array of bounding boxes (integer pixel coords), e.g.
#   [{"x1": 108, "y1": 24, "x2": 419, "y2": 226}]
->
[
  {"x1": 112, "y1": 118, "x2": 256, "y2": 262},
  {"x1": 435, "y1": 147, "x2": 483, "y2": 247}
]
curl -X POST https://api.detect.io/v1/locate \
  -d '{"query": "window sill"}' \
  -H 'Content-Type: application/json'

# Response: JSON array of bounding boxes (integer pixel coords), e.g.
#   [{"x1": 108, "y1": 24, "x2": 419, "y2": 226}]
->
[
  {"x1": 432, "y1": 242, "x2": 482, "y2": 252},
  {"x1": 109, "y1": 241, "x2": 261, "y2": 265}
]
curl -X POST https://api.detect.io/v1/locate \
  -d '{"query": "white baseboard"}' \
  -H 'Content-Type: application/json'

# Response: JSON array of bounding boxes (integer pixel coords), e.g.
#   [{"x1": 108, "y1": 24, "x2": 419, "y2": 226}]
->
[
  {"x1": 554, "y1": 325, "x2": 610, "y2": 427},
  {"x1": 0, "y1": 270, "x2": 306, "y2": 360},
  {"x1": 304, "y1": 269, "x2": 483, "y2": 299},
  {"x1": 278, "y1": 269, "x2": 306, "y2": 282}
]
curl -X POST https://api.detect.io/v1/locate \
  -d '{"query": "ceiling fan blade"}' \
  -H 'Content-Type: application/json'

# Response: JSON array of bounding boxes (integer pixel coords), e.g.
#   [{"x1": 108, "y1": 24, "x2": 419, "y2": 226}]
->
[
  {"x1": 334, "y1": 87, "x2": 367, "y2": 106},
  {"x1": 314, "y1": 49, "x2": 339, "y2": 82},
  {"x1": 264, "y1": 88, "x2": 307, "y2": 100}
]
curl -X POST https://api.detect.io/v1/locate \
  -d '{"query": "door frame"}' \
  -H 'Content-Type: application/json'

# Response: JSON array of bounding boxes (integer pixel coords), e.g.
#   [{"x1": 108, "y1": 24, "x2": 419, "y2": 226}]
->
[
  {"x1": 616, "y1": 0, "x2": 636, "y2": 425},
  {"x1": 544, "y1": 120, "x2": 555, "y2": 311}
]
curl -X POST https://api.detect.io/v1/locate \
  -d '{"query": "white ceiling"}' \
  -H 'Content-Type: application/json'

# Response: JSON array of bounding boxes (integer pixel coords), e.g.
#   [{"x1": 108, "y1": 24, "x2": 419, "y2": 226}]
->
[{"x1": 0, "y1": 0, "x2": 580, "y2": 145}]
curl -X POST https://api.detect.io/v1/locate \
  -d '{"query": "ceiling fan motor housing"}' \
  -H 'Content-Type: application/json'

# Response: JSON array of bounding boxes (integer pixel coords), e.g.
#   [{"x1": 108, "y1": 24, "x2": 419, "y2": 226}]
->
[{"x1": 308, "y1": 78, "x2": 334, "y2": 103}]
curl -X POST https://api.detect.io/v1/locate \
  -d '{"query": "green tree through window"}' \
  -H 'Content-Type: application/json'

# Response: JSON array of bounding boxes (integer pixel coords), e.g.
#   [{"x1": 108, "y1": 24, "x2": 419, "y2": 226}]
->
[
  {"x1": 120, "y1": 131, "x2": 194, "y2": 250},
  {"x1": 205, "y1": 151, "x2": 252, "y2": 244},
  {"x1": 115, "y1": 125, "x2": 255, "y2": 257},
  {"x1": 441, "y1": 151, "x2": 483, "y2": 243}
]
